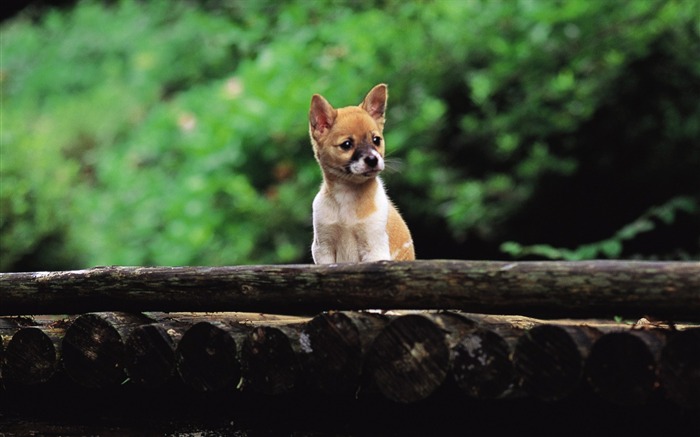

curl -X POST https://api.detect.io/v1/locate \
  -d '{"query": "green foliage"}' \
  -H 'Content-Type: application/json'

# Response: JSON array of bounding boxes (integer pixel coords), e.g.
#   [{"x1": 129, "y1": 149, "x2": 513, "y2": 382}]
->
[
  {"x1": 501, "y1": 197, "x2": 699, "y2": 260},
  {"x1": 1, "y1": 0, "x2": 244, "y2": 269},
  {"x1": 430, "y1": 0, "x2": 700, "y2": 243},
  {"x1": 2, "y1": 0, "x2": 699, "y2": 270}
]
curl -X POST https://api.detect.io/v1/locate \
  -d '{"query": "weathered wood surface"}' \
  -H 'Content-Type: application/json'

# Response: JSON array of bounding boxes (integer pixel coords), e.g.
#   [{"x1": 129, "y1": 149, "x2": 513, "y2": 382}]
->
[{"x1": 2, "y1": 261, "x2": 699, "y2": 319}]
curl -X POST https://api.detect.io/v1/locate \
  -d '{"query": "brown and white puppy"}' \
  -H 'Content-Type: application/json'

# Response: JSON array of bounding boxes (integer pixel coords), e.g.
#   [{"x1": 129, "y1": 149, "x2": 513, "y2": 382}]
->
[{"x1": 309, "y1": 83, "x2": 415, "y2": 263}]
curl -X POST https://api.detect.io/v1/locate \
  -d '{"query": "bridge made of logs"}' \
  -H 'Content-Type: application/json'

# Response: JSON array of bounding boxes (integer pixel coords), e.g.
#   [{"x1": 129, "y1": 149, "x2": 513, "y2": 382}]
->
[{"x1": 1, "y1": 260, "x2": 699, "y2": 434}]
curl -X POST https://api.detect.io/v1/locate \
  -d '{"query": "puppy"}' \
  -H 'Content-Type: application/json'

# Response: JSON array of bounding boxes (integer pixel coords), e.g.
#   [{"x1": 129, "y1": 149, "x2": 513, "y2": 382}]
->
[{"x1": 309, "y1": 83, "x2": 415, "y2": 263}]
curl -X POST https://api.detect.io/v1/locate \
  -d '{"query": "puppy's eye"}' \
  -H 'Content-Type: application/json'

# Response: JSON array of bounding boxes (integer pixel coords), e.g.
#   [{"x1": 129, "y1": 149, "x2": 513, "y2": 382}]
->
[
  {"x1": 340, "y1": 140, "x2": 353, "y2": 150},
  {"x1": 372, "y1": 136, "x2": 382, "y2": 146}
]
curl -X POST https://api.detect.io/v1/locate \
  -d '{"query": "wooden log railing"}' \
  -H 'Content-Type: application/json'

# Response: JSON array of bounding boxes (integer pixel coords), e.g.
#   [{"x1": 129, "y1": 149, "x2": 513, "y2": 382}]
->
[
  {"x1": 1, "y1": 260, "x2": 699, "y2": 319},
  {"x1": 1, "y1": 261, "x2": 699, "y2": 410}
]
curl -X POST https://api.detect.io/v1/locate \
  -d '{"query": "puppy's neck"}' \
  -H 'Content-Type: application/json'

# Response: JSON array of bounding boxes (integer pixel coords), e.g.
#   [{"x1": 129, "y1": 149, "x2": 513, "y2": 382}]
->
[
  {"x1": 322, "y1": 175, "x2": 382, "y2": 219},
  {"x1": 323, "y1": 170, "x2": 379, "y2": 191}
]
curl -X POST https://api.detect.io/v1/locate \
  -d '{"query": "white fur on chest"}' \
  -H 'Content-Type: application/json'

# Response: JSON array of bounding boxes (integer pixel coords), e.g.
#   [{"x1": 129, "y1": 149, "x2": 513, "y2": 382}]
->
[{"x1": 312, "y1": 178, "x2": 390, "y2": 263}]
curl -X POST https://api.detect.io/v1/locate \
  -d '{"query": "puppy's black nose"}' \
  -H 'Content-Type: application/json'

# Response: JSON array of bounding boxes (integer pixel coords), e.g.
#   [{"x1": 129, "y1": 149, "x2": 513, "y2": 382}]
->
[{"x1": 364, "y1": 155, "x2": 378, "y2": 168}]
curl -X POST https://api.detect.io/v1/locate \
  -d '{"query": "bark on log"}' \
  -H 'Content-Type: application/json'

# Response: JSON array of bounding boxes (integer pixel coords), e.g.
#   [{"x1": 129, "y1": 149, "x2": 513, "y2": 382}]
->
[
  {"x1": 513, "y1": 324, "x2": 601, "y2": 401},
  {"x1": 364, "y1": 313, "x2": 475, "y2": 403},
  {"x1": 1, "y1": 261, "x2": 698, "y2": 319},
  {"x1": 240, "y1": 324, "x2": 303, "y2": 395},
  {"x1": 586, "y1": 329, "x2": 667, "y2": 406},
  {"x1": 660, "y1": 328, "x2": 700, "y2": 409},
  {"x1": 2, "y1": 324, "x2": 66, "y2": 386},
  {"x1": 175, "y1": 321, "x2": 246, "y2": 392},
  {"x1": 62, "y1": 312, "x2": 153, "y2": 388},
  {"x1": 299, "y1": 311, "x2": 389, "y2": 395}
]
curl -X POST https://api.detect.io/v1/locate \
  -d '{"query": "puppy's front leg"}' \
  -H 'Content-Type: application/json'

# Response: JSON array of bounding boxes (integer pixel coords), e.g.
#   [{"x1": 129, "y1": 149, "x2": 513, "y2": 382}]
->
[
  {"x1": 359, "y1": 232, "x2": 391, "y2": 262},
  {"x1": 312, "y1": 238, "x2": 336, "y2": 264}
]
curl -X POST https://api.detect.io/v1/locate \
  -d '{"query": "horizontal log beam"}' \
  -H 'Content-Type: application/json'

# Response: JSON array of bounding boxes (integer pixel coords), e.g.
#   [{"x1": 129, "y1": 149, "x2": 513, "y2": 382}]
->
[{"x1": 1, "y1": 260, "x2": 699, "y2": 319}]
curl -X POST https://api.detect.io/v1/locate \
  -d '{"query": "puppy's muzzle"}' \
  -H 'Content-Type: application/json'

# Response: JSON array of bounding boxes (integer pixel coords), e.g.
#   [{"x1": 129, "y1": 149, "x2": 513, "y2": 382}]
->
[
  {"x1": 349, "y1": 146, "x2": 384, "y2": 176},
  {"x1": 364, "y1": 154, "x2": 379, "y2": 168}
]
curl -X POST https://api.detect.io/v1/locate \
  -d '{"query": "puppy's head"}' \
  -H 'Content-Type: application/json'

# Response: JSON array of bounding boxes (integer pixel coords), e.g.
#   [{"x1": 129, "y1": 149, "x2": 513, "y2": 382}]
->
[{"x1": 309, "y1": 84, "x2": 388, "y2": 183}]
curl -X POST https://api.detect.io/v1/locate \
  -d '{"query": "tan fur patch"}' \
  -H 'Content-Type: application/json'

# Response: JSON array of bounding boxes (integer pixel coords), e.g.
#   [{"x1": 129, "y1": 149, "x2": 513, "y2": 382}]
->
[
  {"x1": 355, "y1": 180, "x2": 378, "y2": 219},
  {"x1": 388, "y1": 203, "x2": 415, "y2": 260}
]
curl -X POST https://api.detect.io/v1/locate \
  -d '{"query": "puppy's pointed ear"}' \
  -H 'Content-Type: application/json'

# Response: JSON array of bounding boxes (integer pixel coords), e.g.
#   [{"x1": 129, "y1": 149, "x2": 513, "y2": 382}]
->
[
  {"x1": 309, "y1": 94, "x2": 337, "y2": 139},
  {"x1": 360, "y1": 83, "x2": 388, "y2": 126}
]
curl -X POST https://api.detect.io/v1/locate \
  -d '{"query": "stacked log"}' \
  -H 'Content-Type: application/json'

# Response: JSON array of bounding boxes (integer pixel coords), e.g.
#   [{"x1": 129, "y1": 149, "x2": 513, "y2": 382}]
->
[
  {"x1": 452, "y1": 321, "x2": 526, "y2": 400},
  {"x1": 363, "y1": 313, "x2": 475, "y2": 403},
  {"x1": 1, "y1": 311, "x2": 697, "y2": 409},
  {"x1": 513, "y1": 325, "x2": 601, "y2": 401},
  {"x1": 2, "y1": 321, "x2": 66, "y2": 386},
  {"x1": 240, "y1": 324, "x2": 304, "y2": 395},
  {"x1": 62, "y1": 312, "x2": 153, "y2": 388},
  {"x1": 124, "y1": 321, "x2": 187, "y2": 387},
  {"x1": 586, "y1": 329, "x2": 668, "y2": 406},
  {"x1": 175, "y1": 321, "x2": 244, "y2": 392},
  {"x1": 299, "y1": 311, "x2": 388, "y2": 396}
]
